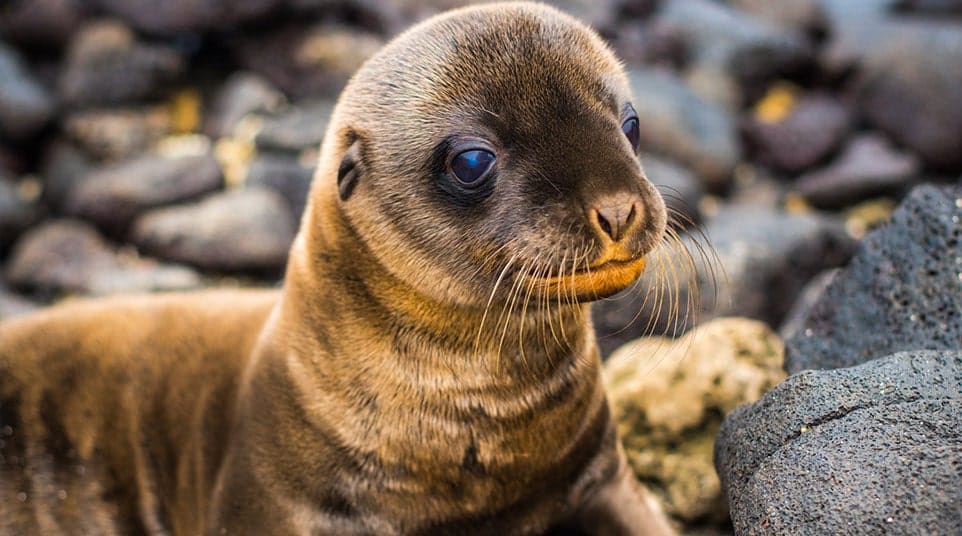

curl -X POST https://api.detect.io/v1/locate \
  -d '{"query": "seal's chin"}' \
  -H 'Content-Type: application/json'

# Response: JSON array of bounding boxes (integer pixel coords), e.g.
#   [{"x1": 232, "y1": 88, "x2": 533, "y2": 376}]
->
[{"x1": 530, "y1": 255, "x2": 647, "y2": 302}]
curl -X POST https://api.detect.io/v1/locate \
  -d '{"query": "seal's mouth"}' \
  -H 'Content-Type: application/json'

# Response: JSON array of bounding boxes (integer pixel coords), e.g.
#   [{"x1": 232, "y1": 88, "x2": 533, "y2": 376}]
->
[{"x1": 528, "y1": 255, "x2": 647, "y2": 301}]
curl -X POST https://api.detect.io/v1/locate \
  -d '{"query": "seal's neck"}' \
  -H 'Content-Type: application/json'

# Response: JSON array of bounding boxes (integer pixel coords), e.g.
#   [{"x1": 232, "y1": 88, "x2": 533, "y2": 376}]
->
[{"x1": 278, "y1": 193, "x2": 596, "y2": 383}]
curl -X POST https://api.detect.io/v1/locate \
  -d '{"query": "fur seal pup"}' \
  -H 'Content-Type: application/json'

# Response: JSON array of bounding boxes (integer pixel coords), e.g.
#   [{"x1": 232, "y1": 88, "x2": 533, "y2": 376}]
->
[{"x1": 0, "y1": 2, "x2": 674, "y2": 534}]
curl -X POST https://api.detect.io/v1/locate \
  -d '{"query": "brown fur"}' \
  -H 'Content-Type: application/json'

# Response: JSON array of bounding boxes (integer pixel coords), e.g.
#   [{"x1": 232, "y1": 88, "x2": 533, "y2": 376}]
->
[{"x1": 1, "y1": 3, "x2": 673, "y2": 534}]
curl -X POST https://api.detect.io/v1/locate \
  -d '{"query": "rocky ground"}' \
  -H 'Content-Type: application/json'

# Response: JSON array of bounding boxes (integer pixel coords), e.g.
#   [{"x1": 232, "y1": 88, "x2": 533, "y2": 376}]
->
[{"x1": 1, "y1": 0, "x2": 961, "y2": 534}]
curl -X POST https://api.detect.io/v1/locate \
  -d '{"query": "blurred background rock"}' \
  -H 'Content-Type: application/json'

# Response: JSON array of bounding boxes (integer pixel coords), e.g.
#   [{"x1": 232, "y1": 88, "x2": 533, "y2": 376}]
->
[{"x1": 1, "y1": 0, "x2": 961, "y2": 533}]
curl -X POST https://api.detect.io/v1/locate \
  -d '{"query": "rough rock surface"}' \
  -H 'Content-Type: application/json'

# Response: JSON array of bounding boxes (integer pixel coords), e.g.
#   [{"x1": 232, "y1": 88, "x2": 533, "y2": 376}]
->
[
  {"x1": 6, "y1": 220, "x2": 201, "y2": 296},
  {"x1": 605, "y1": 317, "x2": 785, "y2": 523},
  {"x1": 785, "y1": 184, "x2": 962, "y2": 374},
  {"x1": 715, "y1": 350, "x2": 962, "y2": 536},
  {"x1": 131, "y1": 188, "x2": 296, "y2": 272}
]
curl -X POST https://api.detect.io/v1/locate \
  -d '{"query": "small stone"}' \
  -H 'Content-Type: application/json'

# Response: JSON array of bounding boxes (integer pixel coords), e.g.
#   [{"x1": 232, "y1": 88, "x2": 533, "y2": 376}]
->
[
  {"x1": 65, "y1": 152, "x2": 223, "y2": 234},
  {"x1": 893, "y1": 0, "x2": 962, "y2": 15},
  {"x1": 641, "y1": 154, "x2": 703, "y2": 227},
  {"x1": 253, "y1": 100, "x2": 334, "y2": 153},
  {"x1": 59, "y1": 20, "x2": 185, "y2": 106},
  {"x1": 854, "y1": 22, "x2": 962, "y2": 169},
  {"x1": 655, "y1": 0, "x2": 816, "y2": 103},
  {"x1": 0, "y1": 0, "x2": 88, "y2": 48},
  {"x1": 63, "y1": 106, "x2": 173, "y2": 160},
  {"x1": 605, "y1": 317, "x2": 785, "y2": 523},
  {"x1": 728, "y1": 0, "x2": 826, "y2": 33},
  {"x1": 244, "y1": 154, "x2": 315, "y2": 221},
  {"x1": 6, "y1": 220, "x2": 201, "y2": 296},
  {"x1": 0, "y1": 176, "x2": 40, "y2": 255},
  {"x1": 38, "y1": 140, "x2": 95, "y2": 211},
  {"x1": 97, "y1": 0, "x2": 283, "y2": 34},
  {"x1": 203, "y1": 72, "x2": 286, "y2": 138},
  {"x1": 131, "y1": 189, "x2": 296, "y2": 272},
  {"x1": 745, "y1": 92, "x2": 853, "y2": 173},
  {"x1": 238, "y1": 23, "x2": 383, "y2": 99},
  {"x1": 796, "y1": 134, "x2": 920, "y2": 210},
  {"x1": 628, "y1": 68, "x2": 740, "y2": 190},
  {"x1": 0, "y1": 41, "x2": 55, "y2": 141}
]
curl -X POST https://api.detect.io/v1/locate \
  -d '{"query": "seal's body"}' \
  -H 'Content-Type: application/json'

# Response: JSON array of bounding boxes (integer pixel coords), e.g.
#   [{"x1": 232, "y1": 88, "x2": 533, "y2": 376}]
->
[{"x1": 1, "y1": 3, "x2": 673, "y2": 534}]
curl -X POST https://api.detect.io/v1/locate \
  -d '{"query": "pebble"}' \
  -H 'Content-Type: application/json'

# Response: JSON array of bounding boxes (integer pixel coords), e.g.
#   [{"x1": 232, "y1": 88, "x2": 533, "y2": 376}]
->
[
  {"x1": 65, "y1": 152, "x2": 223, "y2": 234},
  {"x1": 628, "y1": 68, "x2": 740, "y2": 191},
  {"x1": 131, "y1": 189, "x2": 296, "y2": 273},
  {"x1": 796, "y1": 134, "x2": 920, "y2": 210},
  {"x1": 59, "y1": 20, "x2": 184, "y2": 106},
  {"x1": 0, "y1": 41, "x2": 55, "y2": 141},
  {"x1": 6, "y1": 220, "x2": 201, "y2": 296}
]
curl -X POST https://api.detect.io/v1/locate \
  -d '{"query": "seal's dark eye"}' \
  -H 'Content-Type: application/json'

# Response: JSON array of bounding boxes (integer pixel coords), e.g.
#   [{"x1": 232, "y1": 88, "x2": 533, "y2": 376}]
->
[
  {"x1": 451, "y1": 149, "x2": 495, "y2": 185},
  {"x1": 622, "y1": 117, "x2": 640, "y2": 150}
]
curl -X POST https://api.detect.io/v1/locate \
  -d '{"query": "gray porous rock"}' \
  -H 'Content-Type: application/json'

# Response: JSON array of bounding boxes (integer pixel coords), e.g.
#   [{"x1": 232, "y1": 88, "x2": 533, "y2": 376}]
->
[
  {"x1": 715, "y1": 350, "x2": 962, "y2": 535},
  {"x1": 38, "y1": 140, "x2": 94, "y2": 211},
  {"x1": 131, "y1": 188, "x2": 296, "y2": 272},
  {"x1": 785, "y1": 184, "x2": 962, "y2": 374}
]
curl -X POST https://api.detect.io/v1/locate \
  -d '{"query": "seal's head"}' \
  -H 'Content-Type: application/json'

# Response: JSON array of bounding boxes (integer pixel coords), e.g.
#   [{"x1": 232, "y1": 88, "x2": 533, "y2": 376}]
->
[{"x1": 313, "y1": 1, "x2": 667, "y2": 306}]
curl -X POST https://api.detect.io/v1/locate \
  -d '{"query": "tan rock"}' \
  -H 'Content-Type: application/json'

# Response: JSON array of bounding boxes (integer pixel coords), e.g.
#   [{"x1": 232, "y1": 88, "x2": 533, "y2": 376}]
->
[{"x1": 604, "y1": 317, "x2": 785, "y2": 523}]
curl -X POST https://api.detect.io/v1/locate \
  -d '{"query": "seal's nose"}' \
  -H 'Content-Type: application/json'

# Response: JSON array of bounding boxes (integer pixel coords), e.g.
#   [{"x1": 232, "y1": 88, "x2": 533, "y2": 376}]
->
[{"x1": 588, "y1": 192, "x2": 642, "y2": 243}]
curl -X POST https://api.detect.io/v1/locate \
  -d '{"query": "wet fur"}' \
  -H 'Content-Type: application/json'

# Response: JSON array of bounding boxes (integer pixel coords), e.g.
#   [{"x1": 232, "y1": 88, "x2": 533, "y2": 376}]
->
[{"x1": 1, "y1": 3, "x2": 675, "y2": 534}]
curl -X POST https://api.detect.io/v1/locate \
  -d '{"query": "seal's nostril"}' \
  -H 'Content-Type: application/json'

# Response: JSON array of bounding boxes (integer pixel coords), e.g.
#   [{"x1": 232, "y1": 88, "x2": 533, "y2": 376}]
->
[{"x1": 591, "y1": 195, "x2": 641, "y2": 243}]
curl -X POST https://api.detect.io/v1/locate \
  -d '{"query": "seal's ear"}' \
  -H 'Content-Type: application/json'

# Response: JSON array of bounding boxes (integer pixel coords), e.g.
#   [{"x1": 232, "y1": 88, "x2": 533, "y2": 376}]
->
[{"x1": 337, "y1": 135, "x2": 363, "y2": 201}]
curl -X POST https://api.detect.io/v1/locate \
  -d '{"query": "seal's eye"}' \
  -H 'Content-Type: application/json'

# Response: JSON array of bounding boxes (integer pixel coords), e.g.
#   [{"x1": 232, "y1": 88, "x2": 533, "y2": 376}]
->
[
  {"x1": 451, "y1": 149, "x2": 495, "y2": 186},
  {"x1": 622, "y1": 117, "x2": 640, "y2": 150}
]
